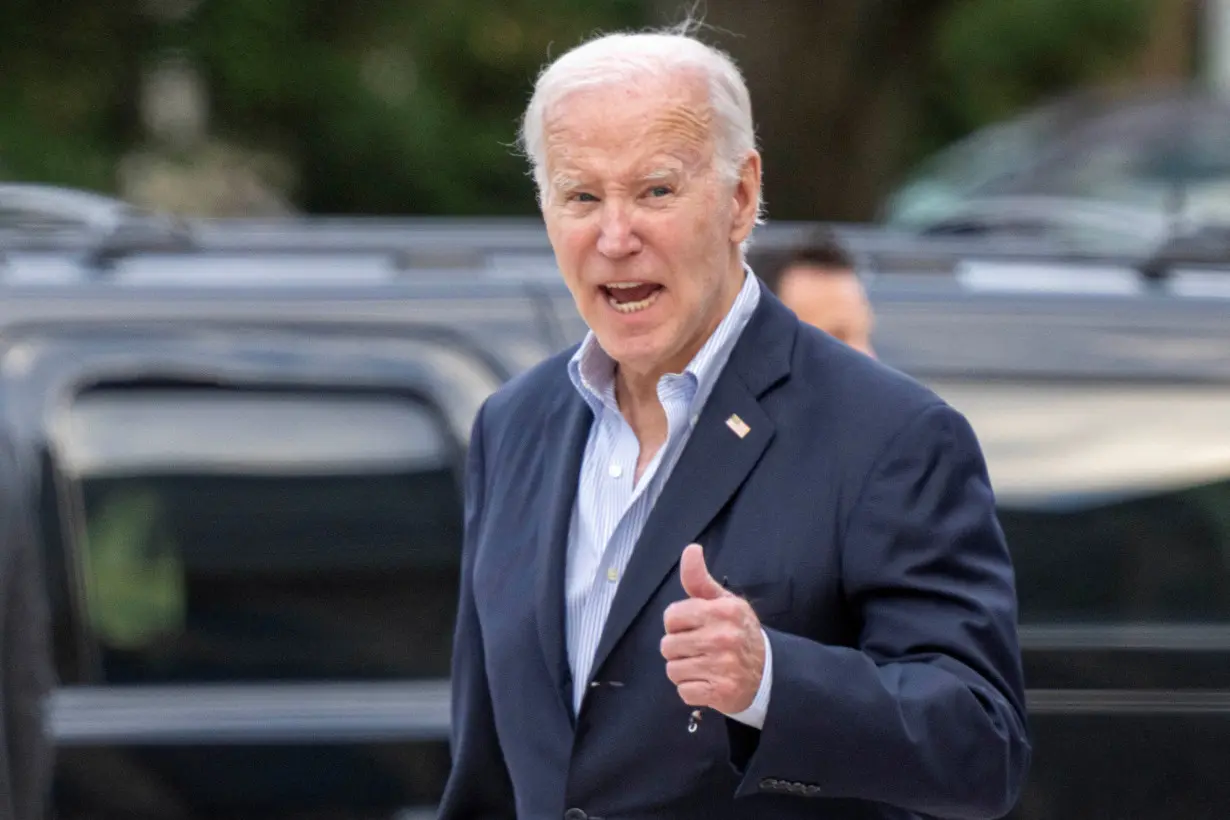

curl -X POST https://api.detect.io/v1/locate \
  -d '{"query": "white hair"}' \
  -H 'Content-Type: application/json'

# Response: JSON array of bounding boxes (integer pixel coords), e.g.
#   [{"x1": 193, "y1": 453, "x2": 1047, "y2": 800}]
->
[{"x1": 517, "y1": 21, "x2": 764, "y2": 225}]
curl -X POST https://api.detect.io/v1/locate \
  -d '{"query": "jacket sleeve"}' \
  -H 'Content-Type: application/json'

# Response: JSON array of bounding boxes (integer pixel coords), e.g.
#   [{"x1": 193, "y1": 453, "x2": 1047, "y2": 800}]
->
[
  {"x1": 3, "y1": 479, "x2": 55, "y2": 820},
  {"x1": 436, "y1": 401, "x2": 517, "y2": 819},
  {"x1": 733, "y1": 402, "x2": 1031, "y2": 820}
]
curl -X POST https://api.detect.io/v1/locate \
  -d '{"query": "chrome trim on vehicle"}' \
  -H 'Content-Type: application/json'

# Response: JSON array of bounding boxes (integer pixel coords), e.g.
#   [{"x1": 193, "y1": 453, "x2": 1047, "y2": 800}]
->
[
  {"x1": 1027, "y1": 689, "x2": 1230, "y2": 715},
  {"x1": 1020, "y1": 624, "x2": 1230, "y2": 652},
  {"x1": 49, "y1": 675, "x2": 1230, "y2": 747},
  {"x1": 47, "y1": 680, "x2": 452, "y2": 745}
]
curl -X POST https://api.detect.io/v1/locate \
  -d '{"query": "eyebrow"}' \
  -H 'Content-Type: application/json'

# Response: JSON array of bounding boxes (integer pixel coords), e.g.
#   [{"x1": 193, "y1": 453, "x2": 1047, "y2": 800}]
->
[
  {"x1": 548, "y1": 164, "x2": 686, "y2": 196},
  {"x1": 550, "y1": 172, "x2": 583, "y2": 194},
  {"x1": 641, "y1": 167, "x2": 679, "y2": 182}
]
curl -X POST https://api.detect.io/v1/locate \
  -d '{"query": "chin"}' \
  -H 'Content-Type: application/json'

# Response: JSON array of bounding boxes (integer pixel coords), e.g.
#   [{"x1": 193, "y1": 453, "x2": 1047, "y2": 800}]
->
[{"x1": 590, "y1": 327, "x2": 662, "y2": 367}]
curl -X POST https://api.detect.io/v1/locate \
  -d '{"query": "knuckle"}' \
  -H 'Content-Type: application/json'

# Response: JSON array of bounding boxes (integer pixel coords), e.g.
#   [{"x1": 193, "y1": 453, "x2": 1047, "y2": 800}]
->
[
  {"x1": 666, "y1": 601, "x2": 697, "y2": 631},
  {"x1": 713, "y1": 626, "x2": 741, "y2": 650},
  {"x1": 663, "y1": 606, "x2": 680, "y2": 631}
]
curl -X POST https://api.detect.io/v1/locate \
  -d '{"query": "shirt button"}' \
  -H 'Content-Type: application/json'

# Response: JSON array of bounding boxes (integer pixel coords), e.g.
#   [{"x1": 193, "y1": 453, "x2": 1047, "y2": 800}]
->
[
  {"x1": 608, "y1": 463, "x2": 623, "y2": 478},
  {"x1": 606, "y1": 567, "x2": 619, "y2": 582},
  {"x1": 690, "y1": 414, "x2": 699, "y2": 426}
]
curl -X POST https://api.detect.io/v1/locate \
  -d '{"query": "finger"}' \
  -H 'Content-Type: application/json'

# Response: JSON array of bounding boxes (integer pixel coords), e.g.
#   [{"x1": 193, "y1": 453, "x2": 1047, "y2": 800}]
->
[
  {"x1": 659, "y1": 631, "x2": 706, "y2": 661},
  {"x1": 675, "y1": 680, "x2": 715, "y2": 708},
  {"x1": 664, "y1": 656, "x2": 710, "y2": 686},
  {"x1": 663, "y1": 598, "x2": 710, "y2": 633},
  {"x1": 679, "y1": 543, "x2": 727, "y2": 601},
  {"x1": 663, "y1": 623, "x2": 747, "y2": 660}
]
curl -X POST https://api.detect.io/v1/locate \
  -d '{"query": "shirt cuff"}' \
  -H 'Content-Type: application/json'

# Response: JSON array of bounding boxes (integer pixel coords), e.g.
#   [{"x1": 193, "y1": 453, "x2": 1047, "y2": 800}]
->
[{"x1": 722, "y1": 627, "x2": 772, "y2": 729}]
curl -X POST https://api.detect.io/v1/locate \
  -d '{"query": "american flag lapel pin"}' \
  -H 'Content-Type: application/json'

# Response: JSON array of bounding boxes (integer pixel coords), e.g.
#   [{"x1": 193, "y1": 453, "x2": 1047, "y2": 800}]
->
[{"x1": 725, "y1": 413, "x2": 750, "y2": 439}]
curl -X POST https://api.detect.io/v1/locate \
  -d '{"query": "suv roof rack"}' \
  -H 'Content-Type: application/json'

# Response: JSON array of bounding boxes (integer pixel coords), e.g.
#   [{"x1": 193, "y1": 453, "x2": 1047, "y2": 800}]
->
[
  {"x1": 0, "y1": 184, "x2": 194, "y2": 272},
  {"x1": 4, "y1": 185, "x2": 1230, "y2": 289},
  {"x1": 1138, "y1": 224, "x2": 1230, "y2": 281},
  {"x1": 0, "y1": 183, "x2": 135, "y2": 233}
]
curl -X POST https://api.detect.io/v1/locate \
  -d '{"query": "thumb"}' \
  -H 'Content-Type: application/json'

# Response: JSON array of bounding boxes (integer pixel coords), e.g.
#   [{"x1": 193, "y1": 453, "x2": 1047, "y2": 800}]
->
[{"x1": 679, "y1": 543, "x2": 725, "y2": 600}]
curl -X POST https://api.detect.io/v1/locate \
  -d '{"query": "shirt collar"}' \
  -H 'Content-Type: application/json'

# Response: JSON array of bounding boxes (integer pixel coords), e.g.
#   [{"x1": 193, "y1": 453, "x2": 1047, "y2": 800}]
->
[{"x1": 567, "y1": 265, "x2": 761, "y2": 415}]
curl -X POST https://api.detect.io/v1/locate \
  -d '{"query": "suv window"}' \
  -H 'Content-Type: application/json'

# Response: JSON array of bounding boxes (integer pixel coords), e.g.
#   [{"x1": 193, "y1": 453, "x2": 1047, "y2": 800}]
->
[
  {"x1": 60, "y1": 387, "x2": 463, "y2": 683},
  {"x1": 929, "y1": 379, "x2": 1230, "y2": 625}
]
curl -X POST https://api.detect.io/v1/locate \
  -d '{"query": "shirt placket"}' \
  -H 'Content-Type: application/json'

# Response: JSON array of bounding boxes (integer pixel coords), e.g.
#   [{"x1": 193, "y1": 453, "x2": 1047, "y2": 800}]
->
[
  {"x1": 588, "y1": 416, "x2": 641, "y2": 584},
  {"x1": 597, "y1": 380, "x2": 696, "y2": 583}
]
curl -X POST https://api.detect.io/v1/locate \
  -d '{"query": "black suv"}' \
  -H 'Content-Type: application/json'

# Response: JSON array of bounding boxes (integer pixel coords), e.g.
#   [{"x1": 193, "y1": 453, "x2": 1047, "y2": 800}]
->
[{"x1": 2, "y1": 191, "x2": 1230, "y2": 819}]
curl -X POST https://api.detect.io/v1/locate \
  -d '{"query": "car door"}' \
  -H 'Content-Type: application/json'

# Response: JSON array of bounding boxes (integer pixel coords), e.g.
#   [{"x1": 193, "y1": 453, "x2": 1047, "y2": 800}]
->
[
  {"x1": 1, "y1": 322, "x2": 503, "y2": 820},
  {"x1": 928, "y1": 376, "x2": 1230, "y2": 820}
]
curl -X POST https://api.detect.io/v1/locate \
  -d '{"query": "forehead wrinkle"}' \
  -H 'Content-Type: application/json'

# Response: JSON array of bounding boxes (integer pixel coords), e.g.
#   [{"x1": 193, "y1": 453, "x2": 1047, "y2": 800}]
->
[
  {"x1": 644, "y1": 103, "x2": 713, "y2": 150},
  {"x1": 542, "y1": 85, "x2": 717, "y2": 185},
  {"x1": 545, "y1": 86, "x2": 714, "y2": 144}
]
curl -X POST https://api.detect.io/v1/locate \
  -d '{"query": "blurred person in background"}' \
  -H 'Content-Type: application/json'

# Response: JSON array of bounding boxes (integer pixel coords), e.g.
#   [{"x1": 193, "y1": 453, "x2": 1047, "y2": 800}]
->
[
  {"x1": 756, "y1": 231, "x2": 877, "y2": 358},
  {"x1": 440, "y1": 20, "x2": 1029, "y2": 820},
  {"x1": 0, "y1": 431, "x2": 54, "y2": 820}
]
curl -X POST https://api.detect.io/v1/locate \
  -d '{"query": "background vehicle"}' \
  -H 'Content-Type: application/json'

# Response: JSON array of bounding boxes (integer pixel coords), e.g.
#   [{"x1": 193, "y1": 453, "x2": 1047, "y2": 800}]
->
[
  {"x1": 880, "y1": 85, "x2": 1230, "y2": 257},
  {"x1": 2, "y1": 199, "x2": 1229, "y2": 818}
]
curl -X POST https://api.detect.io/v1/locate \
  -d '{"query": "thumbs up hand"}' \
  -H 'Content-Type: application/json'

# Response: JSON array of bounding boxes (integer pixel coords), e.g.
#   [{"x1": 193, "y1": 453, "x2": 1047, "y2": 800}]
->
[
  {"x1": 661, "y1": 544, "x2": 766, "y2": 715},
  {"x1": 678, "y1": 542, "x2": 728, "y2": 601}
]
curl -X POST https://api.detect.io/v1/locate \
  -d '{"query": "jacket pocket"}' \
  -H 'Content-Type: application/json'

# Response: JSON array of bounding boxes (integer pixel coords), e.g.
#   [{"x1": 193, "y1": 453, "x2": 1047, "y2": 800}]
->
[{"x1": 725, "y1": 578, "x2": 793, "y2": 621}]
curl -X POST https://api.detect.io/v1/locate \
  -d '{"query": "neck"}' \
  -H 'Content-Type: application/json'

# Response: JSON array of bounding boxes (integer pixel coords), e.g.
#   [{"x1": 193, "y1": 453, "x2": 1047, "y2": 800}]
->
[{"x1": 615, "y1": 365, "x2": 664, "y2": 416}]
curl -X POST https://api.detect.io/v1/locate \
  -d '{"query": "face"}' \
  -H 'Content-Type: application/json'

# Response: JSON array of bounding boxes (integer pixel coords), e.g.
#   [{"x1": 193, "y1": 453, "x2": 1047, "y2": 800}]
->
[
  {"x1": 777, "y1": 265, "x2": 876, "y2": 358},
  {"x1": 540, "y1": 73, "x2": 761, "y2": 381}
]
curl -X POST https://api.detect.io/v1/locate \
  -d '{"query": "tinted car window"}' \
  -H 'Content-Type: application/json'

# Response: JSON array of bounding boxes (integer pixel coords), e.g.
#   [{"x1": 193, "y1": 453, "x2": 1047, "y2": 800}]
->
[
  {"x1": 60, "y1": 387, "x2": 463, "y2": 683},
  {"x1": 928, "y1": 379, "x2": 1230, "y2": 625}
]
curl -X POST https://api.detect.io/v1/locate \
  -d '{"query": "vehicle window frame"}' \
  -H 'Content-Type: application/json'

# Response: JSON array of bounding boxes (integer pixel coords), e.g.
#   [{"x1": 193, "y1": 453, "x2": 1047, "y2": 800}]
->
[
  {"x1": 55, "y1": 378, "x2": 468, "y2": 686},
  {"x1": 0, "y1": 324, "x2": 495, "y2": 689}
]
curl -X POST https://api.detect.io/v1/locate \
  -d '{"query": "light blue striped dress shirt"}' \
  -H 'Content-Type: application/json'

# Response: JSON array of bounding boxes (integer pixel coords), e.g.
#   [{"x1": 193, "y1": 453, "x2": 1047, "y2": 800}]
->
[{"x1": 563, "y1": 268, "x2": 773, "y2": 727}]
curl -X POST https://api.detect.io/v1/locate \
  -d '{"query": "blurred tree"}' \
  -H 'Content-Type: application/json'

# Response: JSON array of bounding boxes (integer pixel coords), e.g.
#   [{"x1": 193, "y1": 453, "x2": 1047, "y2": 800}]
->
[
  {"x1": 915, "y1": 0, "x2": 1162, "y2": 164},
  {"x1": 0, "y1": 0, "x2": 648, "y2": 215},
  {"x1": 0, "y1": 0, "x2": 1172, "y2": 219},
  {"x1": 664, "y1": 0, "x2": 1162, "y2": 222},
  {"x1": 184, "y1": 0, "x2": 648, "y2": 215},
  {"x1": 0, "y1": 1, "x2": 151, "y2": 191},
  {"x1": 655, "y1": 0, "x2": 961, "y2": 222}
]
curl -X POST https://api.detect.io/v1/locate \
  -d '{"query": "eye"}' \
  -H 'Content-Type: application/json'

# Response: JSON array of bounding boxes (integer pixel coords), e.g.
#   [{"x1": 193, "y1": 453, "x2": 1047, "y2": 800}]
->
[
  {"x1": 646, "y1": 185, "x2": 672, "y2": 198},
  {"x1": 570, "y1": 192, "x2": 599, "y2": 203}
]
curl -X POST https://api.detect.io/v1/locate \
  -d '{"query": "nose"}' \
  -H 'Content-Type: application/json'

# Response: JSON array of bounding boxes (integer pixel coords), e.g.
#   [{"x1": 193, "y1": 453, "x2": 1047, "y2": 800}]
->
[{"x1": 596, "y1": 202, "x2": 642, "y2": 259}]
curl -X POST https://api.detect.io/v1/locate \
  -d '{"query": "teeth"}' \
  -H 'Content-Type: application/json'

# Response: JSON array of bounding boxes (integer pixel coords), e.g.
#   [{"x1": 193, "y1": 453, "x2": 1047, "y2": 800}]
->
[
  {"x1": 607, "y1": 287, "x2": 662, "y2": 314},
  {"x1": 606, "y1": 281, "x2": 648, "y2": 289}
]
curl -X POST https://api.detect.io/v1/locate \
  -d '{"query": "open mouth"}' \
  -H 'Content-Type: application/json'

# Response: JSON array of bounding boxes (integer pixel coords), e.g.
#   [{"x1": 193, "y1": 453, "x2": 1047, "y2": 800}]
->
[{"x1": 601, "y1": 282, "x2": 664, "y2": 314}]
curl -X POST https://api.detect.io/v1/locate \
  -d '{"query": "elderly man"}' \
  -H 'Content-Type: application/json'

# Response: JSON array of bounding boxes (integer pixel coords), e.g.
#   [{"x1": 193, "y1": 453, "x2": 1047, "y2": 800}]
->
[{"x1": 439, "y1": 24, "x2": 1030, "y2": 820}]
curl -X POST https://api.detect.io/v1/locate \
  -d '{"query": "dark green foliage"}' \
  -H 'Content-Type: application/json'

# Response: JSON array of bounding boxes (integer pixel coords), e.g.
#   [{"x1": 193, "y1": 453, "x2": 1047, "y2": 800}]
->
[
  {"x1": 914, "y1": 0, "x2": 1159, "y2": 165},
  {"x1": 0, "y1": 0, "x2": 1163, "y2": 216}
]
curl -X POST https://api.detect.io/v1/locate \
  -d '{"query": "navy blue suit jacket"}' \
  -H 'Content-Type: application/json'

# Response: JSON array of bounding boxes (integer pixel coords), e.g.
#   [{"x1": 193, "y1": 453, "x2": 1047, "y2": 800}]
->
[{"x1": 440, "y1": 281, "x2": 1030, "y2": 819}]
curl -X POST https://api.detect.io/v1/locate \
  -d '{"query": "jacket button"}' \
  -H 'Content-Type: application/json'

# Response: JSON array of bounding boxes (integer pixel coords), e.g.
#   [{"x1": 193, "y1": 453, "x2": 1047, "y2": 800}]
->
[{"x1": 564, "y1": 809, "x2": 587, "y2": 820}]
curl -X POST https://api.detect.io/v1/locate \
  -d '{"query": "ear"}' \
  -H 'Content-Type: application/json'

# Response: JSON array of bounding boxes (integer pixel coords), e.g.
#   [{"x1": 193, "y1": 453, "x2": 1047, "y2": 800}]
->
[{"x1": 729, "y1": 150, "x2": 762, "y2": 246}]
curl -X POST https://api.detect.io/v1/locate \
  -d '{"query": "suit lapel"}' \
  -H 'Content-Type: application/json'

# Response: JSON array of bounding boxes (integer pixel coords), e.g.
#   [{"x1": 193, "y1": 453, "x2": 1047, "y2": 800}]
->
[
  {"x1": 534, "y1": 390, "x2": 592, "y2": 722},
  {"x1": 586, "y1": 283, "x2": 797, "y2": 683}
]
